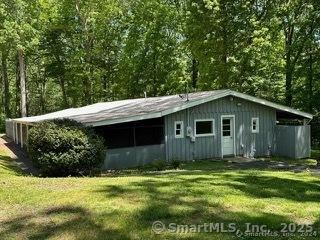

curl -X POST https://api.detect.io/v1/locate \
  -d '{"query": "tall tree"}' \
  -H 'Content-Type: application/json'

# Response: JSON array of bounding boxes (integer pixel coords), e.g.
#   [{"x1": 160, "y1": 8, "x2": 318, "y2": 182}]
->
[
  {"x1": 1, "y1": 0, "x2": 40, "y2": 117},
  {"x1": 0, "y1": 51, "x2": 11, "y2": 118},
  {"x1": 277, "y1": 0, "x2": 318, "y2": 106}
]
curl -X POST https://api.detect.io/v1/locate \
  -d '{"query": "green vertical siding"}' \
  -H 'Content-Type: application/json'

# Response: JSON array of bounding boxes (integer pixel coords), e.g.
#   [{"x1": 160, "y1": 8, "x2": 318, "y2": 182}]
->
[
  {"x1": 165, "y1": 96, "x2": 276, "y2": 161},
  {"x1": 275, "y1": 125, "x2": 311, "y2": 159}
]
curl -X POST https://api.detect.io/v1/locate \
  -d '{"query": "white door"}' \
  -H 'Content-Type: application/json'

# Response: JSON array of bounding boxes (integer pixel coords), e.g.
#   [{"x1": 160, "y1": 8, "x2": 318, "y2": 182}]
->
[{"x1": 222, "y1": 117, "x2": 234, "y2": 156}]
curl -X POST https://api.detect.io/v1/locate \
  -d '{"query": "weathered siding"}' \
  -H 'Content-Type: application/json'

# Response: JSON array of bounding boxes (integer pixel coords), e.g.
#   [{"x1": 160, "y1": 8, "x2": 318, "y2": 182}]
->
[
  {"x1": 295, "y1": 125, "x2": 311, "y2": 158},
  {"x1": 105, "y1": 144, "x2": 165, "y2": 169},
  {"x1": 165, "y1": 96, "x2": 276, "y2": 161},
  {"x1": 275, "y1": 125, "x2": 310, "y2": 159}
]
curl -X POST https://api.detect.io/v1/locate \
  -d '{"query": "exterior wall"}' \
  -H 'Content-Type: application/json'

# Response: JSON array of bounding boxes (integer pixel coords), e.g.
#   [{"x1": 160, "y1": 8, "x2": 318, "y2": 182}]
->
[
  {"x1": 275, "y1": 125, "x2": 310, "y2": 159},
  {"x1": 5, "y1": 121, "x2": 28, "y2": 148},
  {"x1": 104, "y1": 144, "x2": 165, "y2": 169},
  {"x1": 165, "y1": 96, "x2": 276, "y2": 161},
  {"x1": 5, "y1": 120, "x2": 14, "y2": 139},
  {"x1": 295, "y1": 125, "x2": 311, "y2": 158}
]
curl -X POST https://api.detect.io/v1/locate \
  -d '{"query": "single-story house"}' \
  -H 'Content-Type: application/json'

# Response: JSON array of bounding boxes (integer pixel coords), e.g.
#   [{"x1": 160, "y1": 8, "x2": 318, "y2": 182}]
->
[{"x1": 6, "y1": 89, "x2": 313, "y2": 169}]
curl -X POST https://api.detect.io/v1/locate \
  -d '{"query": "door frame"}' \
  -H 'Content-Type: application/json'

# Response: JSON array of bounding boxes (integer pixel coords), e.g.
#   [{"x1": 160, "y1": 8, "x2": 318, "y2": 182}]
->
[{"x1": 221, "y1": 115, "x2": 236, "y2": 158}]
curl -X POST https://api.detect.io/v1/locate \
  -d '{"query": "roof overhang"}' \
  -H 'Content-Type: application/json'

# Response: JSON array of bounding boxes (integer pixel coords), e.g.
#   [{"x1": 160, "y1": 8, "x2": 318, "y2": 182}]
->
[
  {"x1": 10, "y1": 90, "x2": 312, "y2": 127},
  {"x1": 85, "y1": 90, "x2": 312, "y2": 127}
]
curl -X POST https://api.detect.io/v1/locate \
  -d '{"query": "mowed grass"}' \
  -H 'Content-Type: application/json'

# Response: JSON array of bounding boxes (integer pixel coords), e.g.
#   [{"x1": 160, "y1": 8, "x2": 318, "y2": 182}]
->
[{"x1": 1, "y1": 148, "x2": 320, "y2": 239}]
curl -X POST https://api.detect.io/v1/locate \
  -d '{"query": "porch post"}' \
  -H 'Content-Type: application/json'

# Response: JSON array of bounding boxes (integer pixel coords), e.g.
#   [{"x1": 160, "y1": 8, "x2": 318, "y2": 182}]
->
[
  {"x1": 15, "y1": 123, "x2": 18, "y2": 144},
  {"x1": 12, "y1": 122, "x2": 15, "y2": 143},
  {"x1": 20, "y1": 123, "x2": 23, "y2": 147}
]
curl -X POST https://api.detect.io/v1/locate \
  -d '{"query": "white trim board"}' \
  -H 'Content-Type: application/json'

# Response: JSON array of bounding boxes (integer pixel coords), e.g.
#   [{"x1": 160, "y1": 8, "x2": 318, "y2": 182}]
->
[
  {"x1": 221, "y1": 115, "x2": 236, "y2": 158},
  {"x1": 174, "y1": 121, "x2": 184, "y2": 138},
  {"x1": 194, "y1": 119, "x2": 215, "y2": 137}
]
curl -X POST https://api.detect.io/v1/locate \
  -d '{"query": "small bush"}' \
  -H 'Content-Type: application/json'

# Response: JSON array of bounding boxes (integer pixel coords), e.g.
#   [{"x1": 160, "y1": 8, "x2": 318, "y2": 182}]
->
[
  {"x1": 151, "y1": 160, "x2": 166, "y2": 171},
  {"x1": 0, "y1": 113, "x2": 5, "y2": 133},
  {"x1": 171, "y1": 159, "x2": 181, "y2": 169},
  {"x1": 28, "y1": 119, "x2": 105, "y2": 177}
]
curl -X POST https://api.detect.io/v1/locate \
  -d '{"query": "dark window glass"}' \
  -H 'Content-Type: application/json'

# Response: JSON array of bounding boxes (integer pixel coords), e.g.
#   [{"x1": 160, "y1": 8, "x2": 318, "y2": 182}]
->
[
  {"x1": 223, "y1": 125, "x2": 230, "y2": 131},
  {"x1": 223, "y1": 119, "x2": 230, "y2": 125},
  {"x1": 103, "y1": 128, "x2": 134, "y2": 149},
  {"x1": 196, "y1": 121, "x2": 213, "y2": 135},
  {"x1": 223, "y1": 130, "x2": 231, "y2": 136},
  {"x1": 252, "y1": 121, "x2": 257, "y2": 130},
  {"x1": 94, "y1": 117, "x2": 164, "y2": 148},
  {"x1": 135, "y1": 126, "x2": 164, "y2": 146}
]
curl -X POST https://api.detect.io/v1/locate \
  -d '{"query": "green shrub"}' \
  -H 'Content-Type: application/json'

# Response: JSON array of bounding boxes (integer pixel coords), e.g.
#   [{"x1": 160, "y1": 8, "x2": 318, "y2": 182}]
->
[
  {"x1": 151, "y1": 160, "x2": 166, "y2": 171},
  {"x1": 0, "y1": 113, "x2": 5, "y2": 133},
  {"x1": 171, "y1": 159, "x2": 181, "y2": 169},
  {"x1": 28, "y1": 119, "x2": 105, "y2": 177}
]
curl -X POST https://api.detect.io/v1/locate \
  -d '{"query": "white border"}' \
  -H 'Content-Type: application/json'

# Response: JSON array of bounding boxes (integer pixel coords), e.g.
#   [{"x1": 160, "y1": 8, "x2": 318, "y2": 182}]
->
[
  {"x1": 174, "y1": 121, "x2": 184, "y2": 138},
  {"x1": 251, "y1": 117, "x2": 259, "y2": 133},
  {"x1": 194, "y1": 119, "x2": 215, "y2": 137},
  {"x1": 221, "y1": 115, "x2": 236, "y2": 158}
]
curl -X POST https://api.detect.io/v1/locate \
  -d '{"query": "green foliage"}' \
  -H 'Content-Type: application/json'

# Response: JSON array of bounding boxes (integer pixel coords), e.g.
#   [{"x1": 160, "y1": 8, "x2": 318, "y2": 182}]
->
[
  {"x1": 27, "y1": 119, "x2": 105, "y2": 177},
  {"x1": 0, "y1": 0, "x2": 320, "y2": 129},
  {"x1": 311, "y1": 116, "x2": 320, "y2": 149},
  {"x1": 0, "y1": 113, "x2": 5, "y2": 133},
  {"x1": 171, "y1": 159, "x2": 181, "y2": 169},
  {"x1": 150, "y1": 159, "x2": 166, "y2": 171}
]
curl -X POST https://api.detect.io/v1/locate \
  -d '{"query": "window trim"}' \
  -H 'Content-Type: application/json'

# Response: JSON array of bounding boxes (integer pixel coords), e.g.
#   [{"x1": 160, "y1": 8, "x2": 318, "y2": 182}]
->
[
  {"x1": 174, "y1": 121, "x2": 184, "y2": 138},
  {"x1": 251, "y1": 117, "x2": 259, "y2": 133},
  {"x1": 194, "y1": 119, "x2": 215, "y2": 137}
]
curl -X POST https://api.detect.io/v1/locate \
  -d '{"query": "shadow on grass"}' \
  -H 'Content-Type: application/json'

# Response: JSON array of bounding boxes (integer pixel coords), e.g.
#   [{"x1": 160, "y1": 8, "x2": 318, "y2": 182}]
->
[
  {"x1": 95, "y1": 171, "x2": 320, "y2": 239},
  {"x1": 224, "y1": 173, "x2": 320, "y2": 202},
  {"x1": 0, "y1": 205, "x2": 130, "y2": 240},
  {"x1": 0, "y1": 153, "x2": 23, "y2": 176},
  {"x1": 1, "y1": 135, "x2": 38, "y2": 175}
]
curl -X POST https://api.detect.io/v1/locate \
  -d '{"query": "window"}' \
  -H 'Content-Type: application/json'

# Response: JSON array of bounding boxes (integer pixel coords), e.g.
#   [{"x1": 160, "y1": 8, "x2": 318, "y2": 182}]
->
[
  {"x1": 135, "y1": 126, "x2": 164, "y2": 146},
  {"x1": 222, "y1": 119, "x2": 231, "y2": 136},
  {"x1": 174, "y1": 121, "x2": 184, "y2": 138},
  {"x1": 195, "y1": 119, "x2": 215, "y2": 137},
  {"x1": 251, "y1": 118, "x2": 259, "y2": 133},
  {"x1": 102, "y1": 128, "x2": 135, "y2": 149},
  {"x1": 95, "y1": 118, "x2": 164, "y2": 149}
]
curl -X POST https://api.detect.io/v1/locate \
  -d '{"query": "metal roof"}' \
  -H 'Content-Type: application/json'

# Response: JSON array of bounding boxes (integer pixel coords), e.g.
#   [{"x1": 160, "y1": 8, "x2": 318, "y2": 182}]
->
[{"x1": 12, "y1": 89, "x2": 312, "y2": 126}]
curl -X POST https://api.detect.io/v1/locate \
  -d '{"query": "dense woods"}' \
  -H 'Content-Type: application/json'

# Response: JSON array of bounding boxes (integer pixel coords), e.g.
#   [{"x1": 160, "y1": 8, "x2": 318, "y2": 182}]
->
[{"x1": 1, "y1": 0, "x2": 320, "y2": 131}]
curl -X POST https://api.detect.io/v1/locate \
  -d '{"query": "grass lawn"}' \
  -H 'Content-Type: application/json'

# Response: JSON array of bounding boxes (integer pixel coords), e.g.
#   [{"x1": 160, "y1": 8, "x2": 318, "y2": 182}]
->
[{"x1": 1, "y1": 148, "x2": 320, "y2": 239}]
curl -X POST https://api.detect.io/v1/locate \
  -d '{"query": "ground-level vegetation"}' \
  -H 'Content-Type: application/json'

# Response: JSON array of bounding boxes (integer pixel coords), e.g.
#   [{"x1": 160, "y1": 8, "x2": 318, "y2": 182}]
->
[{"x1": 0, "y1": 149, "x2": 320, "y2": 239}]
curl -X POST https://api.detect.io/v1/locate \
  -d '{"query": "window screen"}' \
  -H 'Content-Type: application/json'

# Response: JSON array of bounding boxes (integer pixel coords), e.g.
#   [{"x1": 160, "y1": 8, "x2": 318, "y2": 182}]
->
[
  {"x1": 103, "y1": 128, "x2": 134, "y2": 149},
  {"x1": 135, "y1": 126, "x2": 164, "y2": 146},
  {"x1": 95, "y1": 118, "x2": 164, "y2": 148}
]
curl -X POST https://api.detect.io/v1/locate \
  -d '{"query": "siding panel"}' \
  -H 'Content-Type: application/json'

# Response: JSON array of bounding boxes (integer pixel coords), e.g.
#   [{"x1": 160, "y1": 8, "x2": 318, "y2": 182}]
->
[{"x1": 165, "y1": 96, "x2": 276, "y2": 161}]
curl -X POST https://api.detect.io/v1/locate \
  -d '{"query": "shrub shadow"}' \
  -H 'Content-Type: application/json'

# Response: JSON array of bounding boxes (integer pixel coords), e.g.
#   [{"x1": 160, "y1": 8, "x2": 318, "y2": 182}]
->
[{"x1": 0, "y1": 205, "x2": 129, "y2": 240}]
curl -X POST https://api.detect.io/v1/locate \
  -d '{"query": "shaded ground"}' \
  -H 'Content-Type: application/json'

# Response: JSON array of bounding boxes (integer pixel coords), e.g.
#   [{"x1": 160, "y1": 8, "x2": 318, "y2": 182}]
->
[
  {"x1": 0, "y1": 135, "x2": 38, "y2": 175},
  {"x1": 1, "y1": 148, "x2": 320, "y2": 239}
]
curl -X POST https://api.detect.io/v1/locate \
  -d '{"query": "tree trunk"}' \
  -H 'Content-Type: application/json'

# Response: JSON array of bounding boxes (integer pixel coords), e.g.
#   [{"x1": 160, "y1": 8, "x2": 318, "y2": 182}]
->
[
  {"x1": 15, "y1": 56, "x2": 20, "y2": 116},
  {"x1": 18, "y1": 49, "x2": 27, "y2": 117},
  {"x1": 40, "y1": 80, "x2": 46, "y2": 114},
  {"x1": 284, "y1": 25, "x2": 294, "y2": 107},
  {"x1": 285, "y1": 64, "x2": 293, "y2": 107},
  {"x1": 307, "y1": 46, "x2": 313, "y2": 112},
  {"x1": 1, "y1": 52, "x2": 11, "y2": 118},
  {"x1": 191, "y1": 57, "x2": 198, "y2": 89},
  {"x1": 220, "y1": 1, "x2": 229, "y2": 88},
  {"x1": 152, "y1": 52, "x2": 157, "y2": 97},
  {"x1": 59, "y1": 77, "x2": 68, "y2": 108}
]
